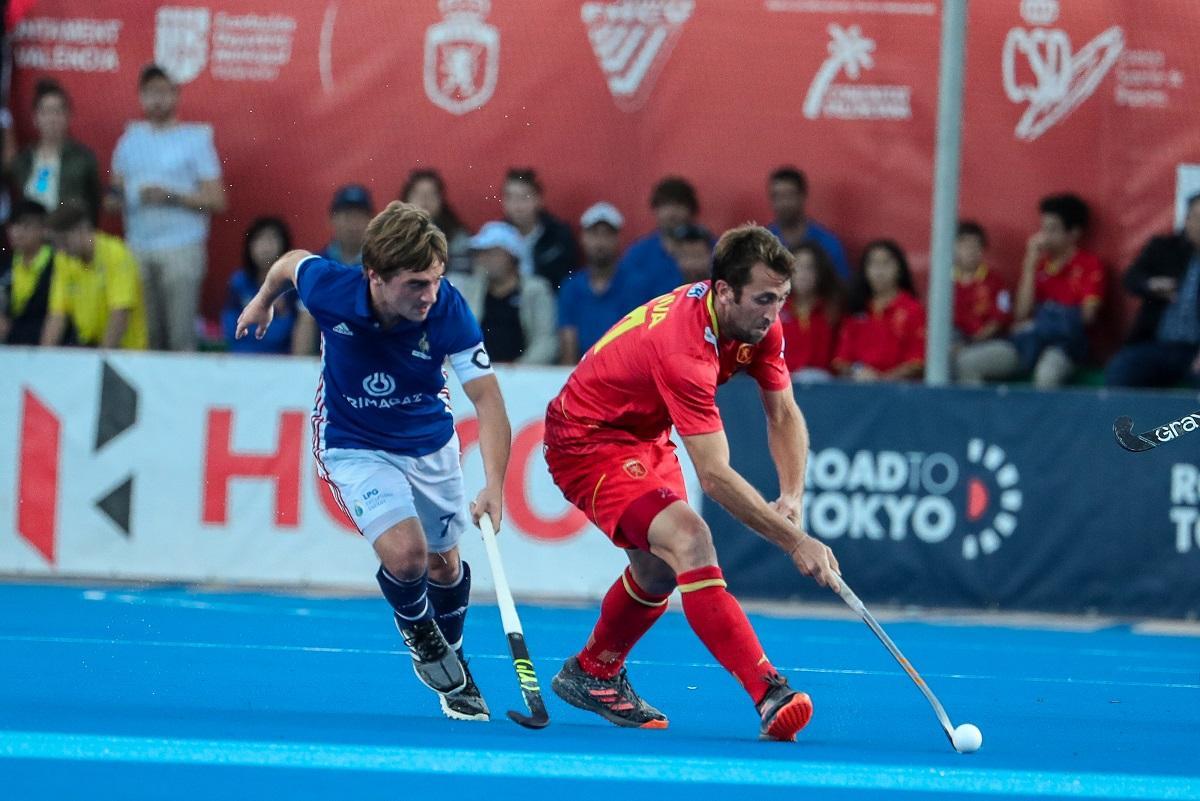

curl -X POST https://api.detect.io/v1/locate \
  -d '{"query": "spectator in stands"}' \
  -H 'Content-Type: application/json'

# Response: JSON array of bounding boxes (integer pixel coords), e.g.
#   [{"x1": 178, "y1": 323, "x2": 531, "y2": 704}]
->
[
  {"x1": 557, "y1": 202, "x2": 643, "y2": 364},
  {"x1": 1, "y1": 199, "x2": 63, "y2": 344},
  {"x1": 7, "y1": 79, "x2": 100, "y2": 221},
  {"x1": 502, "y1": 167, "x2": 577, "y2": 289},
  {"x1": 766, "y1": 165, "x2": 851, "y2": 280},
  {"x1": 950, "y1": 221, "x2": 1016, "y2": 384},
  {"x1": 671, "y1": 223, "x2": 714, "y2": 285},
  {"x1": 454, "y1": 221, "x2": 557, "y2": 364},
  {"x1": 617, "y1": 176, "x2": 699, "y2": 301},
  {"x1": 1006, "y1": 193, "x2": 1105, "y2": 388},
  {"x1": 107, "y1": 63, "x2": 226, "y2": 352},
  {"x1": 41, "y1": 201, "x2": 147, "y2": 350},
  {"x1": 779, "y1": 242, "x2": 842, "y2": 380},
  {"x1": 833, "y1": 239, "x2": 925, "y2": 381},
  {"x1": 222, "y1": 217, "x2": 296, "y2": 355},
  {"x1": 1106, "y1": 192, "x2": 1200, "y2": 388},
  {"x1": 401, "y1": 169, "x2": 471, "y2": 274},
  {"x1": 322, "y1": 183, "x2": 374, "y2": 265},
  {"x1": 291, "y1": 184, "x2": 375, "y2": 355}
]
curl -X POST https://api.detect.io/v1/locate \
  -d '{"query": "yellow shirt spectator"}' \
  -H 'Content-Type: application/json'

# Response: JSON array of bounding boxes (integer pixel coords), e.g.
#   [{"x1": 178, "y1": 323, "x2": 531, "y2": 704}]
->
[
  {"x1": 6, "y1": 245, "x2": 61, "y2": 317},
  {"x1": 48, "y1": 232, "x2": 148, "y2": 349}
]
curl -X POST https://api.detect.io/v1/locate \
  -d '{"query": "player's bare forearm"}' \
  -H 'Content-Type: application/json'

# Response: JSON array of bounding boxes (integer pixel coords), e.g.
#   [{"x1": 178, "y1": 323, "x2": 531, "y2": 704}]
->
[
  {"x1": 257, "y1": 250, "x2": 309, "y2": 303},
  {"x1": 237, "y1": 250, "x2": 310, "y2": 341},
  {"x1": 101, "y1": 308, "x2": 130, "y2": 349},
  {"x1": 463, "y1": 374, "x2": 512, "y2": 524},
  {"x1": 683, "y1": 430, "x2": 802, "y2": 552},
  {"x1": 762, "y1": 386, "x2": 808, "y2": 501}
]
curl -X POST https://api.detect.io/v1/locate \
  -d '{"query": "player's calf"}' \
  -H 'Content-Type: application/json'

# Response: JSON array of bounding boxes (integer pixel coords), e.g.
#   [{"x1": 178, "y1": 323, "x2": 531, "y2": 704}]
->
[{"x1": 378, "y1": 565, "x2": 466, "y2": 694}]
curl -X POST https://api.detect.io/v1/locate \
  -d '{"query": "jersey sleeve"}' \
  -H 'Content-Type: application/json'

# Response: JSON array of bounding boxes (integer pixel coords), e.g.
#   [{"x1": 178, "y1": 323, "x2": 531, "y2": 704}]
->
[
  {"x1": 747, "y1": 321, "x2": 791, "y2": 390},
  {"x1": 294, "y1": 255, "x2": 338, "y2": 320},
  {"x1": 440, "y1": 282, "x2": 486, "y2": 354},
  {"x1": 653, "y1": 352, "x2": 723, "y2": 437}
]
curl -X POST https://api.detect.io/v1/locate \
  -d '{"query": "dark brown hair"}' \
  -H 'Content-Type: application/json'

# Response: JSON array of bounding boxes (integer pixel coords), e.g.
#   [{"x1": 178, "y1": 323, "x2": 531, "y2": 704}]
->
[
  {"x1": 712, "y1": 224, "x2": 793, "y2": 299},
  {"x1": 360, "y1": 201, "x2": 448, "y2": 278}
]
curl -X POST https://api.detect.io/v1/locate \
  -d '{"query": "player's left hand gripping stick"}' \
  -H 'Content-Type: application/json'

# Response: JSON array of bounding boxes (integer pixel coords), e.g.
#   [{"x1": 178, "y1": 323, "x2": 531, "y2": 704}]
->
[{"x1": 479, "y1": 514, "x2": 550, "y2": 728}]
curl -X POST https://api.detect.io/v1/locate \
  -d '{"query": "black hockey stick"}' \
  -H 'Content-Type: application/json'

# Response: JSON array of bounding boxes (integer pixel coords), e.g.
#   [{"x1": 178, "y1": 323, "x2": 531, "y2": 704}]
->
[
  {"x1": 478, "y1": 515, "x2": 550, "y2": 728},
  {"x1": 1113, "y1": 411, "x2": 1200, "y2": 452}
]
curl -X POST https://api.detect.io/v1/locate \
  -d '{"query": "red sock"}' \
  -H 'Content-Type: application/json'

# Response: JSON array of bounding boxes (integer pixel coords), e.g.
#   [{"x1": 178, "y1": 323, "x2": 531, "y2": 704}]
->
[
  {"x1": 677, "y1": 565, "x2": 775, "y2": 704},
  {"x1": 578, "y1": 567, "x2": 671, "y2": 679}
]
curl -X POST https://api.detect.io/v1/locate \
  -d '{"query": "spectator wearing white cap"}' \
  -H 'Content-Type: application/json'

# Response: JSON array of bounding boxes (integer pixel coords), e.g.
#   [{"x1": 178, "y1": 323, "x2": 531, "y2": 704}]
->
[
  {"x1": 557, "y1": 202, "x2": 646, "y2": 364},
  {"x1": 452, "y1": 221, "x2": 557, "y2": 364}
]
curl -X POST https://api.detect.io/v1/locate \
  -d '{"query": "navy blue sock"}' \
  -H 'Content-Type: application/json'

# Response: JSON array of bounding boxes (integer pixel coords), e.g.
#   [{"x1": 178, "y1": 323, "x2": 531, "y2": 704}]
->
[
  {"x1": 377, "y1": 566, "x2": 432, "y2": 624},
  {"x1": 427, "y1": 561, "x2": 471, "y2": 652}
]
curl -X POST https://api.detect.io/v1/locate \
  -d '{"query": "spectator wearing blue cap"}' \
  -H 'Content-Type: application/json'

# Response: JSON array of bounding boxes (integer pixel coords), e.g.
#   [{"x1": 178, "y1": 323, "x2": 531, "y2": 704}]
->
[
  {"x1": 322, "y1": 184, "x2": 374, "y2": 265},
  {"x1": 293, "y1": 183, "x2": 376, "y2": 354},
  {"x1": 501, "y1": 168, "x2": 578, "y2": 289},
  {"x1": 557, "y1": 202, "x2": 644, "y2": 364},
  {"x1": 452, "y1": 221, "x2": 557, "y2": 364}
]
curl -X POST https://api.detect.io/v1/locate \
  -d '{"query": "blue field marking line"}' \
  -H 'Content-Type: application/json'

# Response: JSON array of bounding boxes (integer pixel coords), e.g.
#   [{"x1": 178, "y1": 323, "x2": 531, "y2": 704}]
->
[{"x1": 2, "y1": 732, "x2": 1198, "y2": 799}]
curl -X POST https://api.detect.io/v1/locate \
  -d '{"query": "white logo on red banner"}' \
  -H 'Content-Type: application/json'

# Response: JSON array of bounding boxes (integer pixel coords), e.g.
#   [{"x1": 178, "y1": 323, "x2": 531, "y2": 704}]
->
[
  {"x1": 581, "y1": 0, "x2": 694, "y2": 112},
  {"x1": 803, "y1": 25, "x2": 912, "y2": 121},
  {"x1": 154, "y1": 6, "x2": 296, "y2": 84},
  {"x1": 424, "y1": 0, "x2": 500, "y2": 115},
  {"x1": 155, "y1": 7, "x2": 210, "y2": 84},
  {"x1": 1002, "y1": 0, "x2": 1124, "y2": 141}
]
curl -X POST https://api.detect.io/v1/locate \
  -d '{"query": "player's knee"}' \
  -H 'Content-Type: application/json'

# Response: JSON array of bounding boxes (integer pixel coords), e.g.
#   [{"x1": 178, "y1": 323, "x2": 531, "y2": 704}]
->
[
  {"x1": 660, "y1": 518, "x2": 716, "y2": 571},
  {"x1": 374, "y1": 531, "x2": 427, "y2": 579},
  {"x1": 427, "y1": 548, "x2": 461, "y2": 584}
]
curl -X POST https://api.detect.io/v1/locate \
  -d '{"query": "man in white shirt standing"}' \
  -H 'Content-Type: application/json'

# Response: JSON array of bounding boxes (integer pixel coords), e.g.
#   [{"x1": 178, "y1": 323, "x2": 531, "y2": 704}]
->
[{"x1": 107, "y1": 63, "x2": 226, "y2": 351}]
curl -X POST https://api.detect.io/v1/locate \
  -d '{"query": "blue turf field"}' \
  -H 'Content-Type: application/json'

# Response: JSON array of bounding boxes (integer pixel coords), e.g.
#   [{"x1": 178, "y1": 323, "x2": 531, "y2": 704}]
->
[{"x1": 1, "y1": 583, "x2": 1197, "y2": 800}]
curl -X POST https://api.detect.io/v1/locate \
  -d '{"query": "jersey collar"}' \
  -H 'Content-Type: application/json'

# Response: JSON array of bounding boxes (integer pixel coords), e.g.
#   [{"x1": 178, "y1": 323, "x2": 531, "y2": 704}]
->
[{"x1": 705, "y1": 286, "x2": 720, "y2": 337}]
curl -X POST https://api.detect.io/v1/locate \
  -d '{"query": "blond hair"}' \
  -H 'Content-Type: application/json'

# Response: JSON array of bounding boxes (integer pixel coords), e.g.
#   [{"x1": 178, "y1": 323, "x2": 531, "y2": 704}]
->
[{"x1": 361, "y1": 201, "x2": 448, "y2": 278}]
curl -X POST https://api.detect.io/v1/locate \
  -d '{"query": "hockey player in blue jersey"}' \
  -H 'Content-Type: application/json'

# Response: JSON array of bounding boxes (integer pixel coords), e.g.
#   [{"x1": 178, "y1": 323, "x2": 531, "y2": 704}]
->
[{"x1": 236, "y1": 201, "x2": 511, "y2": 721}]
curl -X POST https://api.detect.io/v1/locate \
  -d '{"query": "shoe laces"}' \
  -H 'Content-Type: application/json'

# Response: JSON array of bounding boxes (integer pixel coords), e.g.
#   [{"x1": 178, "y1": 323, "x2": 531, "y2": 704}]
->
[{"x1": 401, "y1": 620, "x2": 445, "y2": 662}]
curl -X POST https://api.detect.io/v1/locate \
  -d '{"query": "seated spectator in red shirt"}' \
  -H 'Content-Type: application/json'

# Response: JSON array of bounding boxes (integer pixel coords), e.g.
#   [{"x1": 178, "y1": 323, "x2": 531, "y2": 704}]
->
[
  {"x1": 779, "y1": 242, "x2": 842, "y2": 380},
  {"x1": 670, "y1": 223, "x2": 714, "y2": 285},
  {"x1": 833, "y1": 240, "x2": 925, "y2": 382},
  {"x1": 950, "y1": 221, "x2": 1016, "y2": 384},
  {"x1": 962, "y1": 194, "x2": 1104, "y2": 388}
]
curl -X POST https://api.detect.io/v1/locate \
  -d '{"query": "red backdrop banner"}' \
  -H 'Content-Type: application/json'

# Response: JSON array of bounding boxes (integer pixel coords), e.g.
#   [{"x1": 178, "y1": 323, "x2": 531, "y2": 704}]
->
[{"x1": 9, "y1": 0, "x2": 1200, "y2": 353}]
